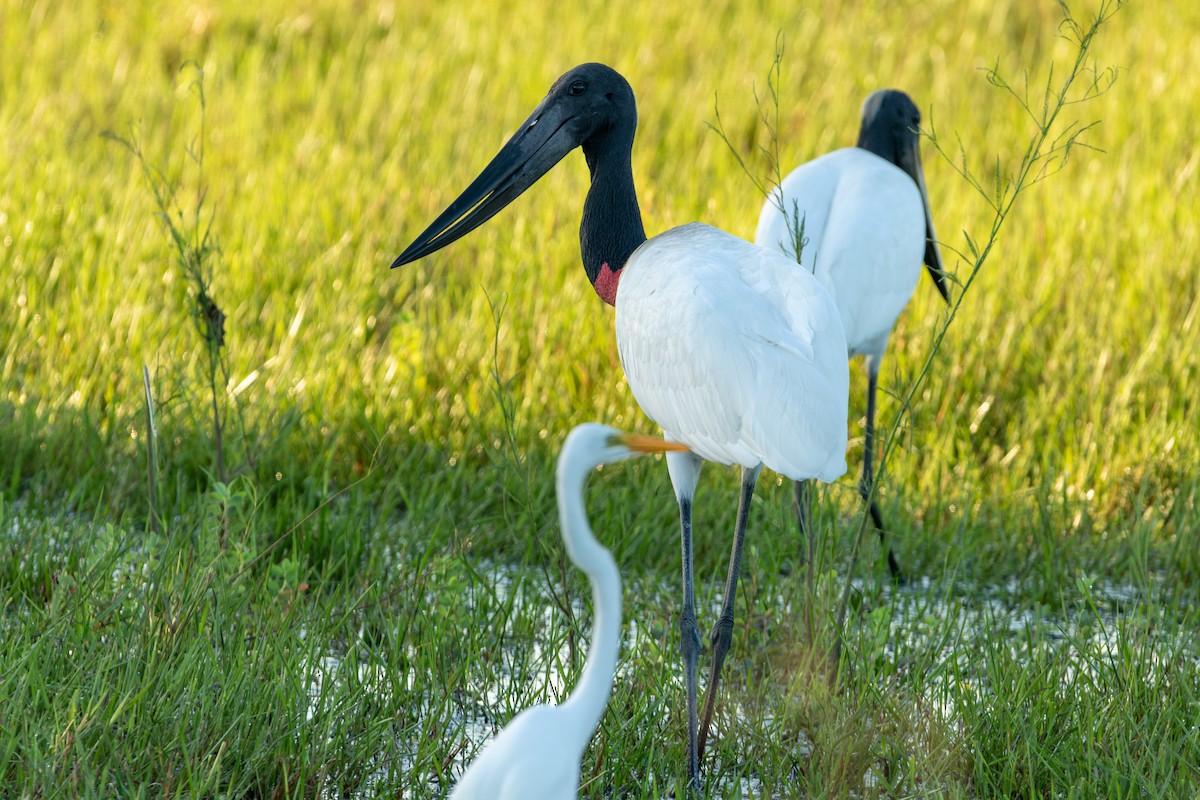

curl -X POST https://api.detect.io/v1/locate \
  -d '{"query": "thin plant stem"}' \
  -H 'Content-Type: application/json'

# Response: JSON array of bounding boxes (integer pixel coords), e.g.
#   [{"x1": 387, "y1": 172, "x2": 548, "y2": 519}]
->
[
  {"x1": 142, "y1": 365, "x2": 160, "y2": 535},
  {"x1": 709, "y1": 0, "x2": 1126, "y2": 680},
  {"x1": 830, "y1": 0, "x2": 1127, "y2": 669}
]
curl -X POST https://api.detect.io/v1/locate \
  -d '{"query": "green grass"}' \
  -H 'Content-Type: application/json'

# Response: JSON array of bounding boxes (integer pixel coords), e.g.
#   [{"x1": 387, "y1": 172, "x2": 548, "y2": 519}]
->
[{"x1": 2, "y1": 0, "x2": 1199, "y2": 796}]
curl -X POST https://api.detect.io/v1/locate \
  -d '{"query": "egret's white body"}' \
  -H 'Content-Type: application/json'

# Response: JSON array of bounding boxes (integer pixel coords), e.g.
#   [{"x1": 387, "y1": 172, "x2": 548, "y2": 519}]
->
[
  {"x1": 756, "y1": 148, "x2": 927, "y2": 363},
  {"x1": 449, "y1": 705, "x2": 583, "y2": 799},
  {"x1": 449, "y1": 424, "x2": 684, "y2": 800},
  {"x1": 618, "y1": 223, "x2": 849, "y2": 480}
]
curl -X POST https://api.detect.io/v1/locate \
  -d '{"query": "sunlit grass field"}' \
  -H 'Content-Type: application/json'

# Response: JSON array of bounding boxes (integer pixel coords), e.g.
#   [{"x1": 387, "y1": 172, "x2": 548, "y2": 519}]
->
[{"x1": 2, "y1": 0, "x2": 1198, "y2": 796}]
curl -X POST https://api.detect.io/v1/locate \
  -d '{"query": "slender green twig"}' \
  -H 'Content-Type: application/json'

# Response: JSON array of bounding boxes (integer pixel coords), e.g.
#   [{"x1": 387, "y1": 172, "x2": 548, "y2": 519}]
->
[
  {"x1": 709, "y1": 34, "x2": 812, "y2": 266},
  {"x1": 142, "y1": 365, "x2": 160, "y2": 535},
  {"x1": 831, "y1": 0, "x2": 1126, "y2": 669},
  {"x1": 709, "y1": 0, "x2": 1125, "y2": 679}
]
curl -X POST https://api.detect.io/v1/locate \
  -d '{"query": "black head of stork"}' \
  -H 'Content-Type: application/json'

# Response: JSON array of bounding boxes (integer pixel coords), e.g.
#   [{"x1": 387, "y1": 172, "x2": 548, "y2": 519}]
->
[
  {"x1": 391, "y1": 63, "x2": 646, "y2": 305},
  {"x1": 856, "y1": 89, "x2": 950, "y2": 303}
]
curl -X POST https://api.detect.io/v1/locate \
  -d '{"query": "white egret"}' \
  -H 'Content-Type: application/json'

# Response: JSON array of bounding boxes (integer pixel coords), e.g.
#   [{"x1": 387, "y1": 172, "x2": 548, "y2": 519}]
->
[
  {"x1": 448, "y1": 424, "x2": 686, "y2": 799},
  {"x1": 755, "y1": 89, "x2": 951, "y2": 578},
  {"x1": 393, "y1": 63, "x2": 850, "y2": 790}
]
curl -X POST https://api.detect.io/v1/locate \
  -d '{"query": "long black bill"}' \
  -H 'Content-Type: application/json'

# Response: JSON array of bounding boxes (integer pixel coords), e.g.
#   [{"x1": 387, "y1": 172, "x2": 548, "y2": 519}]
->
[
  {"x1": 391, "y1": 95, "x2": 582, "y2": 269},
  {"x1": 896, "y1": 137, "x2": 951, "y2": 304}
]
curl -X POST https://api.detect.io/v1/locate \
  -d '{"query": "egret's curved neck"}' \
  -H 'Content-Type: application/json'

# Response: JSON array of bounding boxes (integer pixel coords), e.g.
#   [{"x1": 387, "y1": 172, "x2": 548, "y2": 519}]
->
[
  {"x1": 580, "y1": 128, "x2": 647, "y2": 306},
  {"x1": 555, "y1": 458, "x2": 622, "y2": 741}
]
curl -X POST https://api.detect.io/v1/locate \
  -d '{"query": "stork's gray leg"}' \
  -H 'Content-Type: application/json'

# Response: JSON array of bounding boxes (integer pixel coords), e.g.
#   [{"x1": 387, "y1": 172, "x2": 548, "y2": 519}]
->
[
  {"x1": 679, "y1": 495, "x2": 701, "y2": 791},
  {"x1": 667, "y1": 450, "x2": 704, "y2": 794},
  {"x1": 697, "y1": 464, "x2": 761, "y2": 762}
]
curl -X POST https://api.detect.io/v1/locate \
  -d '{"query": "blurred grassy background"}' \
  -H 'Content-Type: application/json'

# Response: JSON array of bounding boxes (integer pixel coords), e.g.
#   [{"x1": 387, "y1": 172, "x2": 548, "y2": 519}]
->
[
  {"x1": 4, "y1": 0, "x2": 1196, "y2": 587},
  {"x1": 2, "y1": 0, "x2": 1198, "y2": 796},
  {"x1": 3, "y1": 1, "x2": 1195, "y2": 557}
]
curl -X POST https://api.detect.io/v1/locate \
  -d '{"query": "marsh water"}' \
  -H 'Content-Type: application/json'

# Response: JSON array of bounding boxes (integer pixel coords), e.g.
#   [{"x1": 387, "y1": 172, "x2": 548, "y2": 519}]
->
[
  {"x1": 304, "y1": 562, "x2": 1195, "y2": 798},
  {"x1": 6, "y1": 507, "x2": 1190, "y2": 797}
]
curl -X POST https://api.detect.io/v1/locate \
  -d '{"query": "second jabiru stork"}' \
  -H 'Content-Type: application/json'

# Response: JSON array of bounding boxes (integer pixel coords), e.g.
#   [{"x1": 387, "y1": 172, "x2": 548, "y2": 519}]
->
[{"x1": 756, "y1": 89, "x2": 952, "y2": 580}]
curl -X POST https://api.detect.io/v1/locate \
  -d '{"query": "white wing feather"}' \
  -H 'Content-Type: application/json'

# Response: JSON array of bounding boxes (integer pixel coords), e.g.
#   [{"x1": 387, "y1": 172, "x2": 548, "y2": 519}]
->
[
  {"x1": 756, "y1": 147, "x2": 926, "y2": 359},
  {"x1": 616, "y1": 223, "x2": 849, "y2": 482}
]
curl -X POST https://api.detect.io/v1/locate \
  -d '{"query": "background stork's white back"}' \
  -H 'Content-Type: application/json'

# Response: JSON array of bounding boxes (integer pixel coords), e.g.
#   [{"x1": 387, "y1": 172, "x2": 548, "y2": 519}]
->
[{"x1": 755, "y1": 89, "x2": 951, "y2": 579}]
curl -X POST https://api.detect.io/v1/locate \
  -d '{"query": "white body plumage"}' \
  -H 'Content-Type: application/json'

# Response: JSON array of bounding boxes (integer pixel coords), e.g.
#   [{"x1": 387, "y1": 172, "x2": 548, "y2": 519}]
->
[
  {"x1": 756, "y1": 147, "x2": 928, "y2": 363},
  {"x1": 616, "y1": 222, "x2": 850, "y2": 482},
  {"x1": 448, "y1": 703, "x2": 580, "y2": 800},
  {"x1": 448, "y1": 424, "x2": 683, "y2": 800}
]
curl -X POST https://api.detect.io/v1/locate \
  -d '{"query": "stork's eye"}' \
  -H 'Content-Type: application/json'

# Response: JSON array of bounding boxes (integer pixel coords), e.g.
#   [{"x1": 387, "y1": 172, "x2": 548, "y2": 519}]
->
[{"x1": 569, "y1": 80, "x2": 587, "y2": 96}]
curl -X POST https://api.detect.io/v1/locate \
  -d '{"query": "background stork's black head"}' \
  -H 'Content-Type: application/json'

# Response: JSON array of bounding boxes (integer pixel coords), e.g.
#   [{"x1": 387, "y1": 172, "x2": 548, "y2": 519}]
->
[
  {"x1": 857, "y1": 89, "x2": 922, "y2": 163},
  {"x1": 856, "y1": 89, "x2": 950, "y2": 303}
]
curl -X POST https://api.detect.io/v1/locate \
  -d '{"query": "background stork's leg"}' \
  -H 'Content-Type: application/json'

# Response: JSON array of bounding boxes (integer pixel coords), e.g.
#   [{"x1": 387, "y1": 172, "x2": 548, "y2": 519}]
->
[{"x1": 862, "y1": 360, "x2": 904, "y2": 581}]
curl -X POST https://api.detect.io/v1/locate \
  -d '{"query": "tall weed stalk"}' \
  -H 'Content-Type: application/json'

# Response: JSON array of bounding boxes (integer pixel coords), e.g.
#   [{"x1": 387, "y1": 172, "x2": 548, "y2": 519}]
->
[
  {"x1": 104, "y1": 64, "x2": 248, "y2": 531},
  {"x1": 712, "y1": 0, "x2": 1126, "y2": 677}
]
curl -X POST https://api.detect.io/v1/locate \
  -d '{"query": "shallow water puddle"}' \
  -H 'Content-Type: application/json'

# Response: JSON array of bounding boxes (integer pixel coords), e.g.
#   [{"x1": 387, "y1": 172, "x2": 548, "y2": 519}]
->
[
  {"x1": 4, "y1": 504, "x2": 1187, "y2": 796},
  {"x1": 308, "y1": 567, "x2": 1194, "y2": 798}
]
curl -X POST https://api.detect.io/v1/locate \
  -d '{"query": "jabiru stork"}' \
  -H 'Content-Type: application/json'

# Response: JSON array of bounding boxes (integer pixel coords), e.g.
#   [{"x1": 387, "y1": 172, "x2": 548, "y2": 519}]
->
[
  {"x1": 392, "y1": 63, "x2": 849, "y2": 791},
  {"x1": 755, "y1": 89, "x2": 951, "y2": 580}
]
